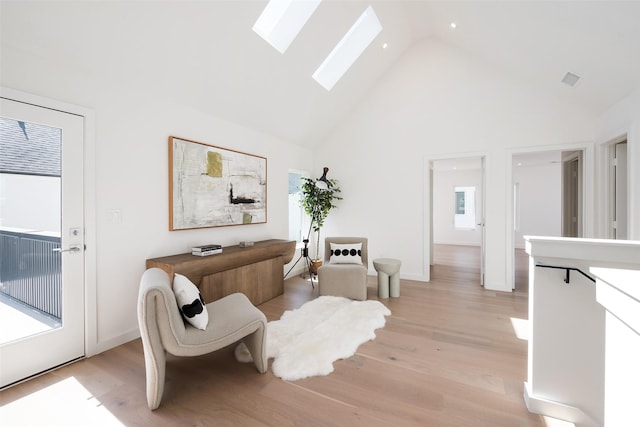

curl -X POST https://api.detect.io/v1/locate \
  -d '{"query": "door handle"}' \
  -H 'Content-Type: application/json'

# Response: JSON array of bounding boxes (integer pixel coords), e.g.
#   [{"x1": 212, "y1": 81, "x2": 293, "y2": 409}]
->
[{"x1": 53, "y1": 245, "x2": 81, "y2": 253}]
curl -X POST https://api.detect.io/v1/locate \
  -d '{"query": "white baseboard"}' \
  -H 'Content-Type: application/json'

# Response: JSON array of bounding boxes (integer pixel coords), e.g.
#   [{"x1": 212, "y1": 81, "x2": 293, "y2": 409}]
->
[
  {"x1": 284, "y1": 265, "x2": 308, "y2": 280},
  {"x1": 523, "y1": 382, "x2": 601, "y2": 427},
  {"x1": 88, "y1": 269, "x2": 430, "y2": 359},
  {"x1": 365, "y1": 269, "x2": 429, "y2": 283},
  {"x1": 433, "y1": 241, "x2": 481, "y2": 247},
  {"x1": 87, "y1": 328, "x2": 140, "y2": 357},
  {"x1": 285, "y1": 267, "x2": 430, "y2": 284},
  {"x1": 399, "y1": 273, "x2": 429, "y2": 282}
]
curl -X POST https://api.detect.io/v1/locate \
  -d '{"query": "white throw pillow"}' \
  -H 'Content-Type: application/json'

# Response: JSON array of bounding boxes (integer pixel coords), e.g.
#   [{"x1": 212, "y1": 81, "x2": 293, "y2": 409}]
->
[
  {"x1": 173, "y1": 273, "x2": 208, "y2": 330},
  {"x1": 329, "y1": 243, "x2": 363, "y2": 265}
]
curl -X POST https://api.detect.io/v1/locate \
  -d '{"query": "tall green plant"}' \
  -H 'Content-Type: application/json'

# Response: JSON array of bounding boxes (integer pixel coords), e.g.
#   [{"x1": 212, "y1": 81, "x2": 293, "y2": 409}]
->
[{"x1": 301, "y1": 174, "x2": 342, "y2": 259}]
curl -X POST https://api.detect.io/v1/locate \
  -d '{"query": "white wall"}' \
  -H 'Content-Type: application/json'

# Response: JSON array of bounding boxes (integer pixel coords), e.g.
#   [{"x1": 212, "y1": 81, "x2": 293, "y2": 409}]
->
[
  {"x1": 433, "y1": 168, "x2": 482, "y2": 246},
  {"x1": 314, "y1": 39, "x2": 596, "y2": 289},
  {"x1": 1, "y1": 24, "x2": 621, "y2": 353},
  {"x1": 1, "y1": 46, "x2": 313, "y2": 353},
  {"x1": 513, "y1": 162, "x2": 562, "y2": 248}
]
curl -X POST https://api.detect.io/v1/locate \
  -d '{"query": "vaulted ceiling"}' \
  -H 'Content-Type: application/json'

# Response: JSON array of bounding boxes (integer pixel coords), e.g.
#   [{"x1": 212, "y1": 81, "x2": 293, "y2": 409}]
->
[{"x1": 2, "y1": 1, "x2": 640, "y2": 148}]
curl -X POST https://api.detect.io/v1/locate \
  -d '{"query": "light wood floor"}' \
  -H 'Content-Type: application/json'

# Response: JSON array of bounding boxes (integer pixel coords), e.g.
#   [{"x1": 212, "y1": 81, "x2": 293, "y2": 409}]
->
[{"x1": 0, "y1": 245, "x2": 543, "y2": 426}]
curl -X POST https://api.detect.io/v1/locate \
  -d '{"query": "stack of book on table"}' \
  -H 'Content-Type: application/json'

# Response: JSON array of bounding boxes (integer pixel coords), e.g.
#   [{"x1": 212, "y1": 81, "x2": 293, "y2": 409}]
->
[{"x1": 192, "y1": 244, "x2": 222, "y2": 256}]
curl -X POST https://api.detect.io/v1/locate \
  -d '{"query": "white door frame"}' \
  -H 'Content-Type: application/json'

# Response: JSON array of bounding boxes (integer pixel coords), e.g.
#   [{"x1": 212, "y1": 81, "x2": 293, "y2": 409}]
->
[
  {"x1": 505, "y1": 142, "x2": 594, "y2": 289},
  {"x1": 1, "y1": 87, "x2": 98, "y2": 358},
  {"x1": 424, "y1": 152, "x2": 487, "y2": 283},
  {"x1": 595, "y1": 134, "x2": 627, "y2": 239},
  {"x1": 601, "y1": 137, "x2": 629, "y2": 239}
]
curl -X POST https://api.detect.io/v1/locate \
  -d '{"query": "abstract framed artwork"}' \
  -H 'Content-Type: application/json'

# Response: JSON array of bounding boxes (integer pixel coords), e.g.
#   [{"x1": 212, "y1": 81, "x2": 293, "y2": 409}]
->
[{"x1": 169, "y1": 136, "x2": 267, "y2": 230}]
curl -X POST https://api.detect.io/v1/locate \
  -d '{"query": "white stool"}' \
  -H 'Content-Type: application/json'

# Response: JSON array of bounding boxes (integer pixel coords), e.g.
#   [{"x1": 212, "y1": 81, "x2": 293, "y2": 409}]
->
[{"x1": 373, "y1": 258, "x2": 402, "y2": 298}]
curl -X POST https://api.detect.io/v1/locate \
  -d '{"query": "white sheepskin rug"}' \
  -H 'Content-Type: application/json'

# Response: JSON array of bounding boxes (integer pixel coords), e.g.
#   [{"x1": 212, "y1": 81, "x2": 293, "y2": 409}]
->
[{"x1": 235, "y1": 296, "x2": 391, "y2": 381}]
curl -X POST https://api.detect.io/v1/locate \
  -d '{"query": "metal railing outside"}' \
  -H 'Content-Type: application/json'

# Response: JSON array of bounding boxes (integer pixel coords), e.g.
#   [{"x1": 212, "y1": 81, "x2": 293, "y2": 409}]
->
[{"x1": 0, "y1": 229, "x2": 61, "y2": 319}]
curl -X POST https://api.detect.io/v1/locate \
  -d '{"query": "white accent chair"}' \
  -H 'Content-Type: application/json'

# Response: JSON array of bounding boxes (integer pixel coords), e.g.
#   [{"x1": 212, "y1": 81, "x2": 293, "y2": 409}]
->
[
  {"x1": 317, "y1": 237, "x2": 369, "y2": 301},
  {"x1": 137, "y1": 268, "x2": 267, "y2": 410}
]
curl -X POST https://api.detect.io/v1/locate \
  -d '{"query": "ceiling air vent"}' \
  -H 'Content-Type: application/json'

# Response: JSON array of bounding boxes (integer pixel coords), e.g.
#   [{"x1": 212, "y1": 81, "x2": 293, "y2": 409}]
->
[{"x1": 561, "y1": 72, "x2": 581, "y2": 87}]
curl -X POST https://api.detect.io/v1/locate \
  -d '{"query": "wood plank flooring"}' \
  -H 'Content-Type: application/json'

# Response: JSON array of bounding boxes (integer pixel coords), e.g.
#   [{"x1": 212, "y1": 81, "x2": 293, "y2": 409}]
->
[{"x1": 0, "y1": 245, "x2": 543, "y2": 426}]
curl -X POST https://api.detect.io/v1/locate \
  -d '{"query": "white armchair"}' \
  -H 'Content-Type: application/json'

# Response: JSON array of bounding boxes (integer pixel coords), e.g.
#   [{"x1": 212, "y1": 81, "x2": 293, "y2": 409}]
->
[{"x1": 137, "y1": 268, "x2": 267, "y2": 409}]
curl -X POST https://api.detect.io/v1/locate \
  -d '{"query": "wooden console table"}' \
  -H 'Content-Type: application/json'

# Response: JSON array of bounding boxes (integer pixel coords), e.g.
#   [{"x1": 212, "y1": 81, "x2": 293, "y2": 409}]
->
[{"x1": 146, "y1": 239, "x2": 296, "y2": 306}]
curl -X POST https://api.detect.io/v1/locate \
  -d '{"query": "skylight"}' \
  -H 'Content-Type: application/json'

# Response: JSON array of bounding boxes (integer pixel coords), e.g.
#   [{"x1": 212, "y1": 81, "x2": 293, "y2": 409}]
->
[
  {"x1": 253, "y1": 0, "x2": 321, "y2": 54},
  {"x1": 313, "y1": 5, "x2": 382, "y2": 91}
]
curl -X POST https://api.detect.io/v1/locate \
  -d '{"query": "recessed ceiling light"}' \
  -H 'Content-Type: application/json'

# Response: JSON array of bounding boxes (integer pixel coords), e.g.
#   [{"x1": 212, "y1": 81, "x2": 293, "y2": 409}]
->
[
  {"x1": 253, "y1": 0, "x2": 322, "y2": 54},
  {"x1": 313, "y1": 5, "x2": 383, "y2": 91},
  {"x1": 382, "y1": 42, "x2": 388, "y2": 49},
  {"x1": 450, "y1": 22, "x2": 457, "y2": 29}
]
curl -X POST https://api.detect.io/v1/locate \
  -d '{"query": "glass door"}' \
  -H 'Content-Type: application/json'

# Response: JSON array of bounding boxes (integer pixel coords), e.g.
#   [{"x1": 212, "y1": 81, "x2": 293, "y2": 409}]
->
[{"x1": 0, "y1": 97, "x2": 85, "y2": 388}]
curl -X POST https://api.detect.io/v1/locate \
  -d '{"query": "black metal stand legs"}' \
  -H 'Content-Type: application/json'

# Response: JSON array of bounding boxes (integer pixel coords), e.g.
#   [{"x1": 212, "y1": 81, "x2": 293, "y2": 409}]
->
[{"x1": 284, "y1": 239, "x2": 315, "y2": 288}]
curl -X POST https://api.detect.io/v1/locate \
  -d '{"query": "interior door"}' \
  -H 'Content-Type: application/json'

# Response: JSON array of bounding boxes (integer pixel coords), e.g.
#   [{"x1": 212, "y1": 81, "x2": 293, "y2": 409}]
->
[
  {"x1": 562, "y1": 152, "x2": 582, "y2": 238},
  {"x1": 0, "y1": 97, "x2": 85, "y2": 388}
]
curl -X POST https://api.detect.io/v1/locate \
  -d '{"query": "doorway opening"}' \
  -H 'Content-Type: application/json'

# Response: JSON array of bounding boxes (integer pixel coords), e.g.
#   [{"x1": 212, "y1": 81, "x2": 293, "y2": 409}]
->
[
  {"x1": 430, "y1": 156, "x2": 485, "y2": 285},
  {"x1": 510, "y1": 148, "x2": 586, "y2": 289},
  {"x1": 562, "y1": 151, "x2": 584, "y2": 237}
]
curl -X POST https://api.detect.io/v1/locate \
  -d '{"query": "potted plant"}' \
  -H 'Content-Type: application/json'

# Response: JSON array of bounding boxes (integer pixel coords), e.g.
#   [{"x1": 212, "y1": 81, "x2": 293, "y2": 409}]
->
[{"x1": 301, "y1": 167, "x2": 342, "y2": 273}]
